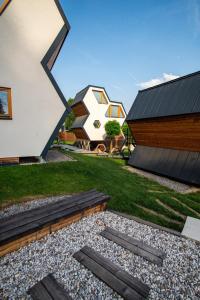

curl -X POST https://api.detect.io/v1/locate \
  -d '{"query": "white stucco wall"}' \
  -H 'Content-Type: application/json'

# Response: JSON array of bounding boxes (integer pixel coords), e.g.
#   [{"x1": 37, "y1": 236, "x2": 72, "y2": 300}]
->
[
  {"x1": 83, "y1": 87, "x2": 126, "y2": 141},
  {"x1": 0, "y1": 0, "x2": 66, "y2": 158}
]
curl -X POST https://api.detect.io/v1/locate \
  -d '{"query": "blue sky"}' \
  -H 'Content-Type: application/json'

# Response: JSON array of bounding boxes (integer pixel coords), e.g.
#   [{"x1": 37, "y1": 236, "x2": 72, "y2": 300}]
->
[{"x1": 53, "y1": 0, "x2": 200, "y2": 111}]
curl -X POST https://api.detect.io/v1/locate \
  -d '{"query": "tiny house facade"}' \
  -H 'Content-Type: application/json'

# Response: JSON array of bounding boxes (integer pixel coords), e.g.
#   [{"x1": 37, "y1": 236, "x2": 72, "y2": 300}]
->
[
  {"x1": 0, "y1": 0, "x2": 71, "y2": 164},
  {"x1": 127, "y1": 71, "x2": 200, "y2": 186},
  {"x1": 71, "y1": 86, "x2": 126, "y2": 148}
]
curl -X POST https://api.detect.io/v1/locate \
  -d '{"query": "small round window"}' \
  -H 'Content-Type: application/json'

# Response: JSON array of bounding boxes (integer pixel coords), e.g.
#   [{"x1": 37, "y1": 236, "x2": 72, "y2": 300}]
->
[{"x1": 93, "y1": 120, "x2": 101, "y2": 128}]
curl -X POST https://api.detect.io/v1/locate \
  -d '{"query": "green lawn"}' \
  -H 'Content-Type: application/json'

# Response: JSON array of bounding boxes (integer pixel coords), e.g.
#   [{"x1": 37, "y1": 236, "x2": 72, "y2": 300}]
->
[{"x1": 0, "y1": 152, "x2": 199, "y2": 231}]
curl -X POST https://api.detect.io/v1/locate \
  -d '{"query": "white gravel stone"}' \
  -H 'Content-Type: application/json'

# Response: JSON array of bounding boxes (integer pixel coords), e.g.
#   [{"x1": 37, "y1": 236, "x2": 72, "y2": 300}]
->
[{"x1": 0, "y1": 210, "x2": 200, "y2": 299}]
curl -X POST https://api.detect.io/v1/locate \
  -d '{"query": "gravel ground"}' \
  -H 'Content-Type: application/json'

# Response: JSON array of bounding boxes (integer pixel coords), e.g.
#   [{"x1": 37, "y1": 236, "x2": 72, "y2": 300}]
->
[
  {"x1": 45, "y1": 149, "x2": 74, "y2": 163},
  {"x1": 0, "y1": 209, "x2": 200, "y2": 300},
  {"x1": 123, "y1": 166, "x2": 200, "y2": 194}
]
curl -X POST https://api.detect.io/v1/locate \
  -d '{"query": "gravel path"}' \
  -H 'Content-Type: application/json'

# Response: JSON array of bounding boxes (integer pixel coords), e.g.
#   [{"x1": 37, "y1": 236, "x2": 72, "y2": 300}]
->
[
  {"x1": 45, "y1": 149, "x2": 74, "y2": 162},
  {"x1": 123, "y1": 166, "x2": 200, "y2": 194},
  {"x1": 0, "y1": 210, "x2": 199, "y2": 300}
]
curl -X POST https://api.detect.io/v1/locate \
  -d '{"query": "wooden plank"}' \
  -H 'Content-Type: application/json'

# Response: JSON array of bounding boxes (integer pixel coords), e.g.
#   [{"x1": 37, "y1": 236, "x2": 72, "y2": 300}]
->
[
  {"x1": 74, "y1": 249, "x2": 144, "y2": 300},
  {"x1": 28, "y1": 281, "x2": 52, "y2": 300},
  {"x1": 42, "y1": 274, "x2": 72, "y2": 300},
  {"x1": 50, "y1": 212, "x2": 82, "y2": 232},
  {"x1": 100, "y1": 228, "x2": 164, "y2": 265},
  {"x1": 0, "y1": 189, "x2": 97, "y2": 227},
  {"x1": 0, "y1": 189, "x2": 97, "y2": 230},
  {"x1": 35, "y1": 194, "x2": 109, "y2": 229},
  {"x1": 80, "y1": 246, "x2": 150, "y2": 298},
  {"x1": 0, "y1": 190, "x2": 101, "y2": 234},
  {"x1": 100, "y1": 230, "x2": 162, "y2": 266},
  {"x1": 105, "y1": 227, "x2": 165, "y2": 259},
  {"x1": 0, "y1": 194, "x2": 109, "y2": 245},
  {"x1": 28, "y1": 274, "x2": 72, "y2": 300}
]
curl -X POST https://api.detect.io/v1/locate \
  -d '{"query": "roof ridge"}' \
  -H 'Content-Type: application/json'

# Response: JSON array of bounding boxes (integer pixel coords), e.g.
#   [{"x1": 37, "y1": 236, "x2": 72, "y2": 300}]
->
[
  {"x1": 75, "y1": 86, "x2": 90, "y2": 96},
  {"x1": 139, "y1": 70, "x2": 200, "y2": 93}
]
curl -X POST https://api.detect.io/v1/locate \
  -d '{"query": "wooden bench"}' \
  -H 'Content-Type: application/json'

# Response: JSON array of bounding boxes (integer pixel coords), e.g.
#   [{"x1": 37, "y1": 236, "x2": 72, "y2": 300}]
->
[
  {"x1": 0, "y1": 190, "x2": 110, "y2": 256},
  {"x1": 73, "y1": 246, "x2": 150, "y2": 300},
  {"x1": 28, "y1": 274, "x2": 72, "y2": 300},
  {"x1": 100, "y1": 227, "x2": 165, "y2": 266}
]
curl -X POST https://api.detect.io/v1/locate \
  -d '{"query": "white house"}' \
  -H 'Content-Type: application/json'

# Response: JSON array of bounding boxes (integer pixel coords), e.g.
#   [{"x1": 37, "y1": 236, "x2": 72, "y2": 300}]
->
[
  {"x1": 71, "y1": 86, "x2": 126, "y2": 148},
  {"x1": 0, "y1": 0, "x2": 71, "y2": 164}
]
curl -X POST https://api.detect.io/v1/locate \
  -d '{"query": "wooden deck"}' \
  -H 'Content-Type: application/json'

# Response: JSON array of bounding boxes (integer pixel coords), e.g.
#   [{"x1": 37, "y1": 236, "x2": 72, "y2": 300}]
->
[
  {"x1": 0, "y1": 190, "x2": 110, "y2": 256},
  {"x1": 28, "y1": 274, "x2": 72, "y2": 300},
  {"x1": 100, "y1": 227, "x2": 165, "y2": 265},
  {"x1": 74, "y1": 245, "x2": 150, "y2": 300}
]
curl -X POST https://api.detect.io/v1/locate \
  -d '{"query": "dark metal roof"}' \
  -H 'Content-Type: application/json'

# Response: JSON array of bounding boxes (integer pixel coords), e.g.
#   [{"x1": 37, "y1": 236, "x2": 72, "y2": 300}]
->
[
  {"x1": 70, "y1": 115, "x2": 88, "y2": 129},
  {"x1": 72, "y1": 86, "x2": 89, "y2": 106},
  {"x1": 71, "y1": 85, "x2": 108, "y2": 107},
  {"x1": 127, "y1": 71, "x2": 200, "y2": 121},
  {"x1": 128, "y1": 145, "x2": 200, "y2": 185}
]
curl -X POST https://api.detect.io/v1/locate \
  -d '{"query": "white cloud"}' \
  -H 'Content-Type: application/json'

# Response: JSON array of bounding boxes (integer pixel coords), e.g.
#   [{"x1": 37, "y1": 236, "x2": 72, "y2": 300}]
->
[{"x1": 137, "y1": 73, "x2": 179, "y2": 89}]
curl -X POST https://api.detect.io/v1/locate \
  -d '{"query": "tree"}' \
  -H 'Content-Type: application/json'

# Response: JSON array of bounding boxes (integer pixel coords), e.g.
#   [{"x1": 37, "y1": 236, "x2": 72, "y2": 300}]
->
[
  {"x1": 122, "y1": 122, "x2": 135, "y2": 146},
  {"x1": 65, "y1": 98, "x2": 75, "y2": 130},
  {"x1": 0, "y1": 98, "x2": 5, "y2": 114},
  {"x1": 105, "y1": 120, "x2": 121, "y2": 152},
  {"x1": 122, "y1": 122, "x2": 131, "y2": 137}
]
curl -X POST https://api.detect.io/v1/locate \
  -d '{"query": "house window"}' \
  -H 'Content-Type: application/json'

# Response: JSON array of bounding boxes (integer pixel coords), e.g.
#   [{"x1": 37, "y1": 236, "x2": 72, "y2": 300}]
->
[
  {"x1": 0, "y1": 87, "x2": 12, "y2": 119},
  {"x1": 0, "y1": 0, "x2": 10, "y2": 14},
  {"x1": 106, "y1": 105, "x2": 124, "y2": 118},
  {"x1": 93, "y1": 90, "x2": 108, "y2": 104},
  {"x1": 93, "y1": 120, "x2": 101, "y2": 128}
]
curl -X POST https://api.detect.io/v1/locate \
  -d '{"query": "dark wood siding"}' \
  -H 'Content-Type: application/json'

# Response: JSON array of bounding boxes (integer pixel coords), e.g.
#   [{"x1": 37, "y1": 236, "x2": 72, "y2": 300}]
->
[
  {"x1": 72, "y1": 102, "x2": 88, "y2": 117},
  {"x1": 73, "y1": 128, "x2": 88, "y2": 139},
  {"x1": 0, "y1": 157, "x2": 19, "y2": 165},
  {"x1": 128, "y1": 113, "x2": 200, "y2": 152}
]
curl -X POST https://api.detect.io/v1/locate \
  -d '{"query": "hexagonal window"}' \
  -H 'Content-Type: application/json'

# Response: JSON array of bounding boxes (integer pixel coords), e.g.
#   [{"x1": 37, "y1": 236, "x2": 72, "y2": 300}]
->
[{"x1": 93, "y1": 120, "x2": 101, "y2": 128}]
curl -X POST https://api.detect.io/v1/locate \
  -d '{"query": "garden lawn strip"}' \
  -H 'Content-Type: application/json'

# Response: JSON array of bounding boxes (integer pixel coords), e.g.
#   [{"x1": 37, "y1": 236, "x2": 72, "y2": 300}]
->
[
  {"x1": 158, "y1": 195, "x2": 199, "y2": 219},
  {"x1": 173, "y1": 196, "x2": 200, "y2": 215}
]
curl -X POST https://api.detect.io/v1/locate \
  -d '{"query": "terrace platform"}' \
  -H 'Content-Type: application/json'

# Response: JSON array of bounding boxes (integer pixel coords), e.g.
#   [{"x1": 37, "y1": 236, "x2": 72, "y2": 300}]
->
[{"x1": 0, "y1": 190, "x2": 110, "y2": 257}]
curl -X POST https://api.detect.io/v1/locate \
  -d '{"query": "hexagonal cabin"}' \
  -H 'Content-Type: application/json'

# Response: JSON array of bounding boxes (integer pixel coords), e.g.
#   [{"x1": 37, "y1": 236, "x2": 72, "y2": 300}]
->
[
  {"x1": 126, "y1": 71, "x2": 200, "y2": 186},
  {"x1": 70, "y1": 86, "x2": 126, "y2": 150},
  {"x1": 0, "y1": 0, "x2": 71, "y2": 164}
]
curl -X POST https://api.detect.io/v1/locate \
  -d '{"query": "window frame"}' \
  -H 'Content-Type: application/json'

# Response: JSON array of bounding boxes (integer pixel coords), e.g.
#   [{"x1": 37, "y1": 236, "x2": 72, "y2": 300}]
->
[
  {"x1": 92, "y1": 90, "x2": 108, "y2": 104},
  {"x1": 93, "y1": 120, "x2": 101, "y2": 128},
  {"x1": 106, "y1": 105, "x2": 125, "y2": 118},
  {"x1": 0, "y1": 0, "x2": 11, "y2": 15},
  {"x1": 0, "y1": 87, "x2": 12, "y2": 120}
]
